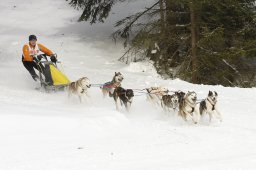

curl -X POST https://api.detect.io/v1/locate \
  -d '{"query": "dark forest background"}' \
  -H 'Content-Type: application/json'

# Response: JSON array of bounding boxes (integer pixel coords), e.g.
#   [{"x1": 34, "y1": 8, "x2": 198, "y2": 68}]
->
[{"x1": 68, "y1": 0, "x2": 256, "y2": 87}]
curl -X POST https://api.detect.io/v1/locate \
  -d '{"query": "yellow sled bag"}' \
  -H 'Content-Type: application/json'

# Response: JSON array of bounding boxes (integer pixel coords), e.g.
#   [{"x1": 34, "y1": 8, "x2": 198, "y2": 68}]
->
[{"x1": 44, "y1": 63, "x2": 70, "y2": 86}]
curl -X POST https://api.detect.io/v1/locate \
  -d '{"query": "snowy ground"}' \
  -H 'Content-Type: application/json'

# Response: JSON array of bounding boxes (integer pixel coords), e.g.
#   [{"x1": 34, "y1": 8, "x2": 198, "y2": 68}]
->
[{"x1": 0, "y1": 0, "x2": 256, "y2": 169}]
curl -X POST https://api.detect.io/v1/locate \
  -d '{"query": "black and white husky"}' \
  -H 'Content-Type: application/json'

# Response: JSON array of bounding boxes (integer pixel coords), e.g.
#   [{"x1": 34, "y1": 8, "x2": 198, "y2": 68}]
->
[
  {"x1": 113, "y1": 87, "x2": 134, "y2": 112},
  {"x1": 196, "y1": 91, "x2": 222, "y2": 123},
  {"x1": 161, "y1": 91, "x2": 185, "y2": 113},
  {"x1": 178, "y1": 91, "x2": 199, "y2": 124},
  {"x1": 101, "y1": 72, "x2": 124, "y2": 98},
  {"x1": 161, "y1": 93, "x2": 179, "y2": 113}
]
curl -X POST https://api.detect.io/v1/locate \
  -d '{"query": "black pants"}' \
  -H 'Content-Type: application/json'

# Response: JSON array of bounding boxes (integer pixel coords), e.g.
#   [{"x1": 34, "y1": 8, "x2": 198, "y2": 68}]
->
[{"x1": 22, "y1": 60, "x2": 45, "y2": 81}]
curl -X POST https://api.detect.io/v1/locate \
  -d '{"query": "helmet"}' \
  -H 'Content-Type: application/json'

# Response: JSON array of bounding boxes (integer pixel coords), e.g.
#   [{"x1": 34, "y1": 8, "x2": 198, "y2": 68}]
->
[{"x1": 29, "y1": 35, "x2": 37, "y2": 41}]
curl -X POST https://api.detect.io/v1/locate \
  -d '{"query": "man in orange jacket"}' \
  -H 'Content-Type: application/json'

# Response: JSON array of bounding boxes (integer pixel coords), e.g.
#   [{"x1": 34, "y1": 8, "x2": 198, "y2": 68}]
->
[{"x1": 22, "y1": 35, "x2": 57, "y2": 81}]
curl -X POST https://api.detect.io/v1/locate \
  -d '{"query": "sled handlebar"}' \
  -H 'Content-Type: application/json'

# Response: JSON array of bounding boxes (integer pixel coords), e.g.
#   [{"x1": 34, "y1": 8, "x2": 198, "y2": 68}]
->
[
  {"x1": 34, "y1": 53, "x2": 61, "y2": 63},
  {"x1": 39, "y1": 61, "x2": 61, "y2": 64},
  {"x1": 34, "y1": 53, "x2": 58, "y2": 61}
]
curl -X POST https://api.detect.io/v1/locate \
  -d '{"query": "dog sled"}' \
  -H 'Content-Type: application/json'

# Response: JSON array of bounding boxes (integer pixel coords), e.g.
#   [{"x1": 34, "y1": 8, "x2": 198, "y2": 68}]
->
[{"x1": 35, "y1": 54, "x2": 70, "y2": 92}]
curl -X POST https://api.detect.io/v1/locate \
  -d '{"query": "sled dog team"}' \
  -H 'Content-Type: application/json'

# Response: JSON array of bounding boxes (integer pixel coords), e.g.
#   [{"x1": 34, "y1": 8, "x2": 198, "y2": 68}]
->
[{"x1": 67, "y1": 72, "x2": 222, "y2": 124}]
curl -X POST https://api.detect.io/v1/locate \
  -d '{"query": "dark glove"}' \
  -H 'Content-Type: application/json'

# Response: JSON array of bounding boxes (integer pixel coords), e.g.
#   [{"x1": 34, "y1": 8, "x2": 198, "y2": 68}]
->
[
  {"x1": 50, "y1": 54, "x2": 57, "y2": 63},
  {"x1": 37, "y1": 54, "x2": 43, "y2": 61}
]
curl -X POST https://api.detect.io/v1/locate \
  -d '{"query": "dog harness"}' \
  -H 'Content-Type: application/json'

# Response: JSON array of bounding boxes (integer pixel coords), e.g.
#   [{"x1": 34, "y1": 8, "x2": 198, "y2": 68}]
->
[
  {"x1": 116, "y1": 89, "x2": 133, "y2": 104},
  {"x1": 147, "y1": 88, "x2": 168, "y2": 95},
  {"x1": 184, "y1": 99, "x2": 196, "y2": 115},
  {"x1": 103, "y1": 82, "x2": 120, "y2": 89}
]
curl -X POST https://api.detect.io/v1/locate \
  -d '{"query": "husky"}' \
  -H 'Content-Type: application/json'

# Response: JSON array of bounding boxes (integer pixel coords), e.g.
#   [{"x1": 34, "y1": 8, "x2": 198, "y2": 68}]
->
[
  {"x1": 113, "y1": 87, "x2": 134, "y2": 112},
  {"x1": 101, "y1": 72, "x2": 124, "y2": 98},
  {"x1": 178, "y1": 91, "x2": 199, "y2": 124},
  {"x1": 196, "y1": 91, "x2": 222, "y2": 123},
  {"x1": 176, "y1": 90, "x2": 186, "y2": 103},
  {"x1": 161, "y1": 93, "x2": 179, "y2": 113},
  {"x1": 68, "y1": 77, "x2": 91, "y2": 103},
  {"x1": 146, "y1": 87, "x2": 169, "y2": 106}
]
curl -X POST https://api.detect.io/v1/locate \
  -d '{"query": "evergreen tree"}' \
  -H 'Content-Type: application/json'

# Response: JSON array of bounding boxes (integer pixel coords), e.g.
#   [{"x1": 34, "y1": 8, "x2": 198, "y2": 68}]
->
[
  {"x1": 68, "y1": 0, "x2": 118, "y2": 23},
  {"x1": 68, "y1": 0, "x2": 256, "y2": 87}
]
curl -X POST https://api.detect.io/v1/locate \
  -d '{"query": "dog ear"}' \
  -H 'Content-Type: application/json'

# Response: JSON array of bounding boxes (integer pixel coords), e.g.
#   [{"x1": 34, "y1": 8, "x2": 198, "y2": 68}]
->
[
  {"x1": 208, "y1": 91, "x2": 213, "y2": 96},
  {"x1": 215, "y1": 91, "x2": 218, "y2": 96},
  {"x1": 115, "y1": 72, "x2": 117, "y2": 75}
]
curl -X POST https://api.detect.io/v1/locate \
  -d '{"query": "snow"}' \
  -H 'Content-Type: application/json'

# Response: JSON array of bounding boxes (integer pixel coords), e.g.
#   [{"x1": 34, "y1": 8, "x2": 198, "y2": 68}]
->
[{"x1": 0, "y1": 0, "x2": 256, "y2": 169}]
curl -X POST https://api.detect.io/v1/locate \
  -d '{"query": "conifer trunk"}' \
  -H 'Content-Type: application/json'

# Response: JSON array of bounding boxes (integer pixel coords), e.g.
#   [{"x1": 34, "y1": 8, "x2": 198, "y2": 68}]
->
[
  {"x1": 159, "y1": 0, "x2": 166, "y2": 35},
  {"x1": 190, "y1": 1, "x2": 198, "y2": 83}
]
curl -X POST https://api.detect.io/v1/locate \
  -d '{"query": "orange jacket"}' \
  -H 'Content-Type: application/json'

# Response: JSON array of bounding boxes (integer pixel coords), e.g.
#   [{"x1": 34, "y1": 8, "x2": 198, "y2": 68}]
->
[{"x1": 22, "y1": 43, "x2": 54, "y2": 61}]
